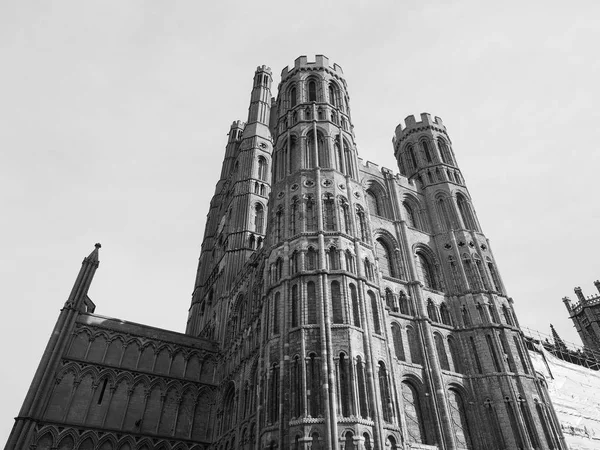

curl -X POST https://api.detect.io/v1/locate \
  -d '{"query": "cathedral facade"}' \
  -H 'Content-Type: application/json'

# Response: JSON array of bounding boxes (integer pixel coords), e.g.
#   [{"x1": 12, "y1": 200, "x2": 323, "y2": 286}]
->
[{"x1": 6, "y1": 55, "x2": 567, "y2": 450}]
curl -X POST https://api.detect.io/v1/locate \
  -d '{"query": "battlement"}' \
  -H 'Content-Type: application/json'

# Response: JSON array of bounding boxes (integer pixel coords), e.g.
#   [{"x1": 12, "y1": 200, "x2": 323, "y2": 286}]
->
[
  {"x1": 281, "y1": 55, "x2": 344, "y2": 79},
  {"x1": 393, "y1": 113, "x2": 446, "y2": 144},
  {"x1": 255, "y1": 65, "x2": 272, "y2": 75},
  {"x1": 230, "y1": 120, "x2": 246, "y2": 129}
]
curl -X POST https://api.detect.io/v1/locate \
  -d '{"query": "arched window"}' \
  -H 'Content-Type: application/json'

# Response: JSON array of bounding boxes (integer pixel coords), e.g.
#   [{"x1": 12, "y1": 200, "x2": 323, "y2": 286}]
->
[
  {"x1": 434, "y1": 333, "x2": 450, "y2": 370},
  {"x1": 329, "y1": 83, "x2": 338, "y2": 107},
  {"x1": 427, "y1": 299, "x2": 439, "y2": 322},
  {"x1": 328, "y1": 247, "x2": 339, "y2": 270},
  {"x1": 307, "y1": 281, "x2": 317, "y2": 324},
  {"x1": 275, "y1": 208, "x2": 284, "y2": 241},
  {"x1": 291, "y1": 285, "x2": 299, "y2": 328},
  {"x1": 323, "y1": 195, "x2": 335, "y2": 230},
  {"x1": 385, "y1": 288, "x2": 394, "y2": 310},
  {"x1": 406, "y1": 144, "x2": 418, "y2": 172},
  {"x1": 399, "y1": 291, "x2": 411, "y2": 315},
  {"x1": 257, "y1": 156, "x2": 267, "y2": 181},
  {"x1": 520, "y1": 398, "x2": 540, "y2": 449},
  {"x1": 502, "y1": 304, "x2": 514, "y2": 326},
  {"x1": 416, "y1": 250, "x2": 439, "y2": 290},
  {"x1": 440, "y1": 303, "x2": 452, "y2": 325},
  {"x1": 366, "y1": 190, "x2": 381, "y2": 216},
  {"x1": 438, "y1": 138, "x2": 453, "y2": 164},
  {"x1": 331, "y1": 281, "x2": 343, "y2": 324},
  {"x1": 422, "y1": 140, "x2": 433, "y2": 163},
  {"x1": 403, "y1": 201, "x2": 417, "y2": 228},
  {"x1": 462, "y1": 306, "x2": 471, "y2": 326},
  {"x1": 401, "y1": 382, "x2": 426, "y2": 444},
  {"x1": 378, "y1": 362, "x2": 393, "y2": 422},
  {"x1": 308, "y1": 354, "x2": 321, "y2": 416},
  {"x1": 335, "y1": 141, "x2": 344, "y2": 173},
  {"x1": 290, "y1": 86, "x2": 297, "y2": 108},
  {"x1": 363, "y1": 433, "x2": 373, "y2": 450},
  {"x1": 457, "y1": 193, "x2": 478, "y2": 231},
  {"x1": 249, "y1": 234, "x2": 255, "y2": 250},
  {"x1": 273, "y1": 292, "x2": 280, "y2": 335},
  {"x1": 308, "y1": 80, "x2": 317, "y2": 102},
  {"x1": 306, "y1": 247, "x2": 317, "y2": 271},
  {"x1": 375, "y1": 237, "x2": 397, "y2": 278},
  {"x1": 448, "y1": 389, "x2": 473, "y2": 449},
  {"x1": 356, "y1": 358, "x2": 369, "y2": 419},
  {"x1": 268, "y1": 363, "x2": 279, "y2": 423},
  {"x1": 343, "y1": 139, "x2": 355, "y2": 178},
  {"x1": 487, "y1": 334, "x2": 502, "y2": 372},
  {"x1": 305, "y1": 196, "x2": 316, "y2": 231},
  {"x1": 350, "y1": 284, "x2": 361, "y2": 328},
  {"x1": 391, "y1": 323, "x2": 405, "y2": 361},
  {"x1": 290, "y1": 197, "x2": 299, "y2": 235},
  {"x1": 356, "y1": 207, "x2": 368, "y2": 242},
  {"x1": 340, "y1": 200, "x2": 350, "y2": 234},
  {"x1": 436, "y1": 196, "x2": 454, "y2": 231},
  {"x1": 345, "y1": 250, "x2": 355, "y2": 273},
  {"x1": 514, "y1": 336, "x2": 529, "y2": 374},
  {"x1": 339, "y1": 354, "x2": 352, "y2": 417},
  {"x1": 406, "y1": 326, "x2": 422, "y2": 365},
  {"x1": 448, "y1": 336, "x2": 462, "y2": 373},
  {"x1": 364, "y1": 258, "x2": 374, "y2": 281},
  {"x1": 469, "y1": 336, "x2": 483, "y2": 373},
  {"x1": 369, "y1": 291, "x2": 381, "y2": 334},
  {"x1": 344, "y1": 431, "x2": 355, "y2": 450},
  {"x1": 254, "y1": 204, "x2": 264, "y2": 233},
  {"x1": 488, "y1": 260, "x2": 502, "y2": 292}
]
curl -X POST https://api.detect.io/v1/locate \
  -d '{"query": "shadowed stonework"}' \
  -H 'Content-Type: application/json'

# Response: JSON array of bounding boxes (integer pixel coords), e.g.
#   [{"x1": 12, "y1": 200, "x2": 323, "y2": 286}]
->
[{"x1": 6, "y1": 56, "x2": 569, "y2": 450}]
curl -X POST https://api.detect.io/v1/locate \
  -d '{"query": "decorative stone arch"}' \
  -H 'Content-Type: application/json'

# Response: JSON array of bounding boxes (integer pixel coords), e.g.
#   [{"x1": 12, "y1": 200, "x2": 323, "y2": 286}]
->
[
  {"x1": 33, "y1": 426, "x2": 58, "y2": 449},
  {"x1": 303, "y1": 74, "x2": 324, "y2": 102},
  {"x1": 135, "y1": 438, "x2": 154, "y2": 450},
  {"x1": 363, "y1": 178, "x2": 391, "y2": 218},
  {"x1": 76, "y1": 430, "x2": 99, "y2": 449},
  {"x1": 56, "y1": 429, "x2": 79, "y2": 449},
  {"x1": 113, "y1": 371, "x2": 134, "y2": 388},
  {"x1": 56, "y1": 361, "x2": 82, "y2": 381},
  {"x1": 402, "y1": 193, "x2": 427, "y2": 231},
  {"x1": 79, "y1": 365, "x2": 101, "y2": 385},
  {"x1": 413, "y1": 244, "x2": 443, "y2": 291},
  {"x1": 95, "y1": 434, "x2": 118, "y2": 450}
]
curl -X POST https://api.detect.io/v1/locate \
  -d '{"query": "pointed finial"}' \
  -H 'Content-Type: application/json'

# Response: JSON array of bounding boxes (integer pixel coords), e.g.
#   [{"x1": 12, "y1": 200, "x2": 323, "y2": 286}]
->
[
  {"x1": 550, "y1": 324, "x2": 567, "y2": 352},
  {"x1": 95, "y1": 243, "x2": 101, "y2": 249}
]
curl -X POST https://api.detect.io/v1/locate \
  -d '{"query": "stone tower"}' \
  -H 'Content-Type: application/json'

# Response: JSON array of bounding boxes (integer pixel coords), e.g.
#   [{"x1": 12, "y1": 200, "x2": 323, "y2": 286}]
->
[
  {"x1": 5, "y1": 55, "x2": 569, "y2": 450},
  {"x1": 186, "y1": 66, "x2": 274, "y2": 340},
  {"x1": 563, "y1": 281, "x2": 600, "y2": 353},
  {"x1": 187, "y1": 55, "x2": 567, "y2": 450}
]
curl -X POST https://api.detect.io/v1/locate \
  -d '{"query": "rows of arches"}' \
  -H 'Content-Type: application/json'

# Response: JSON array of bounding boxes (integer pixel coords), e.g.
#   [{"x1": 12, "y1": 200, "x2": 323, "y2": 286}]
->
[
  {"x1": 398, "y1": 137, "x2": 455, "y2": 175},
  {"x1": 44, "y1": 365, "x2": 216, "y2": 442},
  {"x1": 272, "y1": 131, "x2": 355, "y2": 181},
  {"x1": 67, "y1": 329, "x2": 217, "y2": 384},
  {"x1": 284, "y1": 77, "x2": 348, "y2": 111},
  {"x1": 435, "y1": 192, "x2": 479, "y2": 232},
  {"x1": 33, "y1": 427, "x2": 207, "y2": 450},
  {"x1": 275, "y1": 195, "x2": 369, "y2": 242}
]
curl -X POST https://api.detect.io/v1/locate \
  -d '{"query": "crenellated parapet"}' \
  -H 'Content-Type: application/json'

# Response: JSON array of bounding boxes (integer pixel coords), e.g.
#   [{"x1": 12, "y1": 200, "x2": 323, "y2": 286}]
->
[
  {"x1": 393, "y1": 112, "x2": 448, "y2": 144},
  {"x1": 280, "y1": 54, "x2": 344, "y2": 81}
]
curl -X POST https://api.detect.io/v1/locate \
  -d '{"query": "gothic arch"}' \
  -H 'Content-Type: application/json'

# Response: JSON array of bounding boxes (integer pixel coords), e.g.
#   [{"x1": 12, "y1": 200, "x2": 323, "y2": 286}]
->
[
  {"x1": 364, "y1": 179, "x2": 390, "y2": 218},
  {"x1": 373, "y1": 230, "x2": 403, "y2": 279},
  {"x1": 413, "y1": 244, "x2": 442, "y2": 291}
]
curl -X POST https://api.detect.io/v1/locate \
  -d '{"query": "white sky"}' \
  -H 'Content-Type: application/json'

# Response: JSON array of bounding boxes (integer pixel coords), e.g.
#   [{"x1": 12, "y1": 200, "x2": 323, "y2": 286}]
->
[{"x1": 2, "y1": 0, "x2": 599, "y2": 444}]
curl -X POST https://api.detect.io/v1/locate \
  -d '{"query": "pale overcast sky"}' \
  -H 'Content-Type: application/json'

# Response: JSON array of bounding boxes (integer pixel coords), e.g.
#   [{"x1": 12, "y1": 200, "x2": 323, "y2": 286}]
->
[{"x1": 1, "y1": 0, "x2": 599, "y2": 444}]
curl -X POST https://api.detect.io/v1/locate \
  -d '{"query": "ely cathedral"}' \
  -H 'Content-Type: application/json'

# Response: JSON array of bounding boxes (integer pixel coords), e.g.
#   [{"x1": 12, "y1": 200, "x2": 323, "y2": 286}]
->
[{"x1": 6, "y1": 55, "x2": 568, "y2": 450}]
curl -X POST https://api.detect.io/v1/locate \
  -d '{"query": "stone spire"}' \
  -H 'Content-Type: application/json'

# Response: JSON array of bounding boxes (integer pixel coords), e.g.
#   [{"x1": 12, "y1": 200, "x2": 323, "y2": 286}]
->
[{"x1": 551, "y1": 324, "x2": 568, "y2": 352}]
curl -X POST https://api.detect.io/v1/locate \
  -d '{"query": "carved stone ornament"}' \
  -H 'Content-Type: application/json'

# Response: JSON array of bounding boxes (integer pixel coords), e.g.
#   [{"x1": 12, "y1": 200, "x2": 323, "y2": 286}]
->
[
  {"x1": 290, "y1": 183, "x2": 299, "y2": 191},
  {"x1": 303, "y1": 179, "x2": 315, "y2": 187},
  {"x1": 322, "y1": 178, "x2": 333, "y2": 187}
]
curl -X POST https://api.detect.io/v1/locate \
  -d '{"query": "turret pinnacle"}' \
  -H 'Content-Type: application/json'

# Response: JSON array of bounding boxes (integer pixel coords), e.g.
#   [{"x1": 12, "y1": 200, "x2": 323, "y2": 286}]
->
[
  {"x1": 64, "y1": 243, "x2": 101, "y2": 310},
  {"x1": 550, "y1": 324, "x2": 568, "y2": 352}
]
